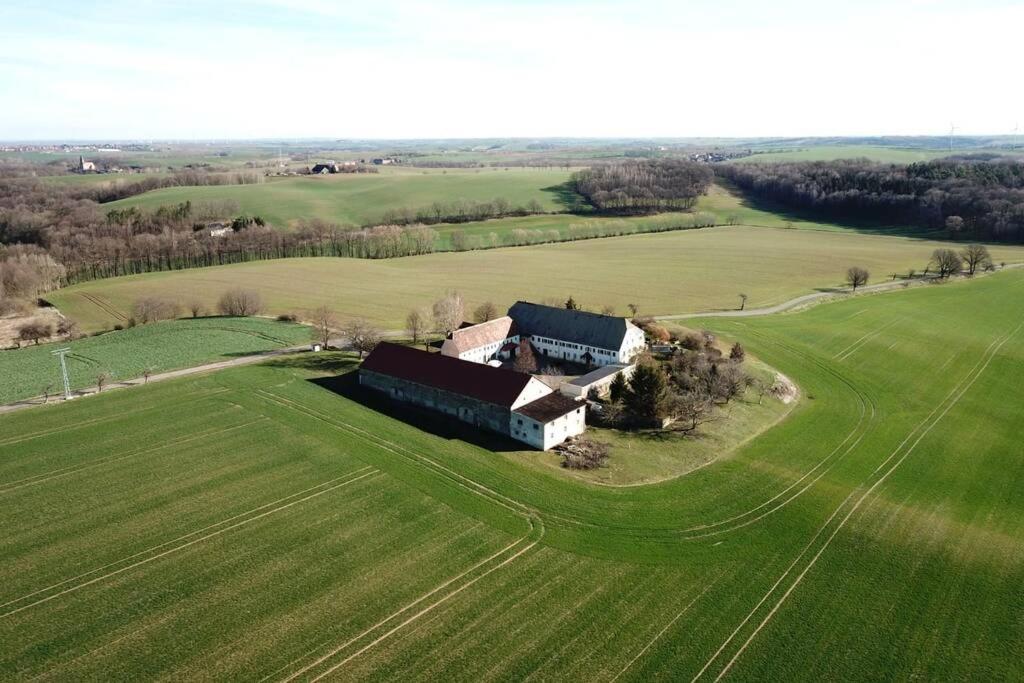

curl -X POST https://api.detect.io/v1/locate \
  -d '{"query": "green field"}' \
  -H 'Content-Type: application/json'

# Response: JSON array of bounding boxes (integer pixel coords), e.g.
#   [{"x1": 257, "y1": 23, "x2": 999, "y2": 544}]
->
[
  {"x1": 3, "y1": 269, "x2": 1023, "y2": 679},
  {"x1": 738, "y1": 145, "x2": 960, "y2": 164},
  {"x1": 49, "y1": 226, "x2": 1024, "y2": 333},
  {"x1": 0, "y1": 317, "x2": 309, "y2": 404},
  {"x1": 102, "y1": 167, "x2": 574, "y2": 227}
]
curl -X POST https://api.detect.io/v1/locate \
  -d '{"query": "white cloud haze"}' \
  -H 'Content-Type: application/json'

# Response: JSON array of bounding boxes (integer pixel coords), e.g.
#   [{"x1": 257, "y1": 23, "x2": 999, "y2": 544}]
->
[{"x1": 0, "y1": 0, "x2": 1021, "y2": 139}]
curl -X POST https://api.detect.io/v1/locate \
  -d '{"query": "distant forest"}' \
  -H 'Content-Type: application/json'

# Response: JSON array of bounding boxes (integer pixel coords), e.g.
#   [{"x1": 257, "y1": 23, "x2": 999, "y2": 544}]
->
[
  {"x1": 572, "y1": 159, "x2": 713, "y2": 214},
  {"x1": 717, "y1": 158, "x2": 1024, "y2": 243}
]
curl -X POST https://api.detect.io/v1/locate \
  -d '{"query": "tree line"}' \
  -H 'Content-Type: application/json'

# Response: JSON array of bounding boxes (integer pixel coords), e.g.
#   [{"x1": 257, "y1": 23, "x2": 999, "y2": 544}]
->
[
  {"x1": 716, "y1": 157, "x2": 1024, "y2": 243},
  {"x1": 572, "y1": 159, "x2": 714, "y2": 214},
  {"x1": 381, "y1": 197, "x2": 546, "y2": 225}
]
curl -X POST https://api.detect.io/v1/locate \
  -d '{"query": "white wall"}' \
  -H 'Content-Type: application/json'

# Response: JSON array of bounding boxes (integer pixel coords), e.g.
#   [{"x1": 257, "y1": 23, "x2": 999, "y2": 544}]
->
[
  {"x1": 508, "y1": 403, "x2": 586, "y2": 450},
  {"x1": 510, "y1": 377, "x2": 553, "y2": 410},
  {"x1": 442, "y1": 334, "x2": 519, "y2": 364},
  {"x1": 616, "y1": 327, "x2": 646, "y2": 363}
]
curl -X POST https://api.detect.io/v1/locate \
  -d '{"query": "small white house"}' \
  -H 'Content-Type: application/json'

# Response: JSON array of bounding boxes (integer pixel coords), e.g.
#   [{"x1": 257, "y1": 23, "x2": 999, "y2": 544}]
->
[
  {"x1": 511, "y1": 394, "x2": 586, "y2": 450},
  {"x1": 560, "y1": 363, "x2": 635, "y2": 399}
]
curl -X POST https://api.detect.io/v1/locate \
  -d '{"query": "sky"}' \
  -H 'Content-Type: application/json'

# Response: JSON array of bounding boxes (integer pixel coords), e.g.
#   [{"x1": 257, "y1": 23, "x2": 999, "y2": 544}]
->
[{"x1": 1, "y1": 0, "x2": 1021, "y2": 140}]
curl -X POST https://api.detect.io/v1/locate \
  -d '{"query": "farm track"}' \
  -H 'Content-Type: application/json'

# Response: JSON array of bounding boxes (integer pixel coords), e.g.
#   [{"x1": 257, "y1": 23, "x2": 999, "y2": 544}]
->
[
  {"x1": 0, "y1": 417, "x2": 262, "y2": 494},
  {"x1": 78, "y1": 293, "x2": 127, "y2": 323},
  {"x1": 274, "y1": 534, "x2": 542, "y2": 682},
  {"x1": 0, "y1": 467, "x2": 381, "y2": 619},
  {"x1": 690, "y1": 321, "x2": 1022, "y2": 681},
  {"x1": 253, "y1": 388, "x2": 548, "y2": 679}
]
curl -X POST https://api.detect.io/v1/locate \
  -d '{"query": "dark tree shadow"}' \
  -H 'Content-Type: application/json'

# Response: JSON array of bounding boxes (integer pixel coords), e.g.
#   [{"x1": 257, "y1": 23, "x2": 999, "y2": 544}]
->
[
  {"x1": 541, "y1": 181, "x2": 590, "y2": 212},
  {"x1": 263, "y1": 352, "x2": 360, "y2": 373},
  {"x1": 309, "y1": 372, "x2": 525, "y2": 453},
  {"x1": 715, "y1": 178, "x2": 954, "y2": 241}
]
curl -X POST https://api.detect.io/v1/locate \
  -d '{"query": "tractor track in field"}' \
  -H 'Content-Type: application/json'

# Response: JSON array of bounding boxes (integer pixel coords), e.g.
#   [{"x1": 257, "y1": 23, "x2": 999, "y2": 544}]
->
[
  {"x1": 690, "y1": 321, "x2": 1022, "y2": 682},
  {"x1": 273, "y1": 533, "x2": 542, "y2": 682},
  {"x1": 78, "y1": 292, "x2": 128, "y2": 323},
  {"x1": 0, "y1": 467, "x2": 380, "y2": 619},
  {"x1": 254, "y1": 388, "x2": 547, "y2": 680},
  {"x1": 0, "y1": 418, "x2": 264, "y2": 494}
]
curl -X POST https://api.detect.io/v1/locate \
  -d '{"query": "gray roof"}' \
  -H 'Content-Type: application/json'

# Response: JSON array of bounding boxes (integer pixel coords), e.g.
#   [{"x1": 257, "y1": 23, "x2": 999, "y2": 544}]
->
[
  {"x1": 508, "y1": 301, "x2": 634, "y2": 351},
  {"x1": 567, "y1": 364, "x2": 629, "y2": 387}
]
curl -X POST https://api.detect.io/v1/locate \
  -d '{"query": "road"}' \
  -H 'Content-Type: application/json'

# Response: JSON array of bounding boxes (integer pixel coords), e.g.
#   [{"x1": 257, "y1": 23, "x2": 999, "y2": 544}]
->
[{"x1": 2, "y1": 267, "x2": 1017, "y2": 416}]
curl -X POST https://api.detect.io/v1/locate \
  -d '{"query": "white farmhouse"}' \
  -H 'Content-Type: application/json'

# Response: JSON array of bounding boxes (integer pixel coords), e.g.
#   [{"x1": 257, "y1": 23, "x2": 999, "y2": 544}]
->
[
  {"x1": 441, "y1": 303, "x2": 646, "y2": 369},
  {"x1": 440, "y1": 316, "x2": 519, "y2": 364},
  {"x1": 507, "y1": 301, "x2": 645, "y2": 367}
]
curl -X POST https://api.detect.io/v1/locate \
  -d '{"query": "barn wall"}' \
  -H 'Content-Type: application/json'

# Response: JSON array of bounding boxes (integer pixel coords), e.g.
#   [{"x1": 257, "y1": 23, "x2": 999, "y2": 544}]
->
[{"x1": 359, "y1": 370, "x2": 511, "y2": 435}]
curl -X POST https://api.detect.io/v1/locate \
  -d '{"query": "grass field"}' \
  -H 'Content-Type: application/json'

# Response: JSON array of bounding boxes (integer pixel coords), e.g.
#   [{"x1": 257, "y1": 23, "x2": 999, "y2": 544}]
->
[
  {"x1": 738, "y1": 145, "x2": 961, "y2": 164},
  {"x1": 0, "y1": 317, "x2": 308, "y2": 404},
  {"x1": 49, "y1": 226, "x2": 1024, "y2": 333},
  {"x1": 102, "y1": 167, "x2": 574, "y2": 227},
  {"x1": 2, "y1": 269, "x2": 1022, "y2": 679}
]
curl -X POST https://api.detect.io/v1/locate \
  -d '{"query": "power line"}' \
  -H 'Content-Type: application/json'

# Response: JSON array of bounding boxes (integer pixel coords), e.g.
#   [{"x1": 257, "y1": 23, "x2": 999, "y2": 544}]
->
[{"x1": 52, "y1": 348, "x2": 72, "y2": 400}]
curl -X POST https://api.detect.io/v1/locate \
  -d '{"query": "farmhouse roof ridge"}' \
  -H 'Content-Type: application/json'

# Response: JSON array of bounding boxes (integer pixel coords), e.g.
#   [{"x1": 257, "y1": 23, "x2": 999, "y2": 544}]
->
[
  {"x1": 361, "y1": 342, "x2": 533, "y2": 407},
  {"x1": 446, "y1": 316, "x2": 517, "y2": 354},
  {"x1": 508, "y1": 301, "x2": 635, "y2": 350},
  {"x1": 514, "y1": 392, "x2": 581, "y2": 422}
]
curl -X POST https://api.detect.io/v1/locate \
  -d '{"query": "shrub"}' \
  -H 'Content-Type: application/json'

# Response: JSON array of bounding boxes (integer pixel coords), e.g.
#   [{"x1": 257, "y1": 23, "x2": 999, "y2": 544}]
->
[
  {"x1": 218, "y1": 288, "x2": 264, "y2": 316},
  {"x1": 276, "y1": 312, "x2": 298, "y2": 322},
  {"x1": 132, "y1": 296, "x2": 181, "y2": 324}
]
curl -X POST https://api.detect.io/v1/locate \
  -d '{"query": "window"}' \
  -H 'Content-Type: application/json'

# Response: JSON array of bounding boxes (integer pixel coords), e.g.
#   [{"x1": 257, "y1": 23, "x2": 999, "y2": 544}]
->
[
  {"x1": 517, "y1": 418, "x2": 523, "y2": 425},
  {"x1": 532, "y1": 424, "x2": 539, "y2": 430}
]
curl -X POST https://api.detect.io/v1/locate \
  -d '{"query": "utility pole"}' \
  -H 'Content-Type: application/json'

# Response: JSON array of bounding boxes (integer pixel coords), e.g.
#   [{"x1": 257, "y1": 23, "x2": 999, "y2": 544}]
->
[
  {"x1": 948, "y1": 123, "x2": 957, "y2": 152},
  {"x1": 52, "y1": 348, "x2": 72, "y2": 400}
]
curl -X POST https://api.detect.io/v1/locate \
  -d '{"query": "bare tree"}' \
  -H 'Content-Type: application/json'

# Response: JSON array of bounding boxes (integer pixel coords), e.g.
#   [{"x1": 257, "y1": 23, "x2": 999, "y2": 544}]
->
[
  {"x1": 188, "y1": 299, "x2": 206, "y2": 318},
  {"x1": 311, "y1": 305, "x2": 338, "y2": 348},
  {"x1": 142, "y1": 366, "x2": 155, "y2": 384},
  {"x1": 133, "y1": 296, "x2": 181, "y2": 324},
  {"x1": 960, "y1": 244, "x2": 991, "y2": 276},
  {"x1": 729, "y1": 342, "x2": 745, "y2": 362},
  {"x1": 600, "y1": 304, "x2": 616, "y2": 316},
  {"x1": 513, "y1": 338, "x2": 538, "y2": 374},
  {"x1": 669, "y1": 391, "x2": 716, "y2": 434},
  {"x1": 17, "y1": 320, "x2": 52, "y2": 346},
  {"x1": 930, "y1": 249, "x2": 963, "y2": 279},
  {"x1": 473, "y1": 301, "x2": 498, "y2": 323},
  {"x1": 846, "y1": 266, "x2": 869, "y2": 292},
  {"x1": 738, "y1": 293, "x2": 748, "y2": 311},
  {"x1": 406, "y1": 308, "x2": 427, "y2": 346},
  {"x1": 432, "y1": 291, "x2": 464, "y2": 336},
  {"x1": 627, "y1": 303, "x2": 639, "y2": 319},
  {"x1": 218, "y1": 288, "x2": 263, "y2": 316},
  {"x1": 42, "y1": 383, "x2": 53, "y2": 404},
  {"x1": 341, "y1": 318, "x2": 382, "y2": 358},
  {"x1": 95, "y1": 371, "x2": 111, "y2": 393}
]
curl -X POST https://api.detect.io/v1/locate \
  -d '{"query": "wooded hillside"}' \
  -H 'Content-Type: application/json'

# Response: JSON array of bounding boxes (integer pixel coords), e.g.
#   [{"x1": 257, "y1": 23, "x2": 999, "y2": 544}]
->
[
  {"x1": 572, "y1": 159, "x2": 713, "y2": 213},
  {"x1": 717, "y1": 158, "x2": 1024, "y2": 242}
]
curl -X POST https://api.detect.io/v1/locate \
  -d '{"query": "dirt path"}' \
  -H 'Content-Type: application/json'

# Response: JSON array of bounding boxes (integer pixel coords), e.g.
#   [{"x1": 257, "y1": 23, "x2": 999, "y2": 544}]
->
[
  {"x1": 657, "y1": 264, "x2": 1023, "y2": 321},
  {"x1": 0, "y1": 345, "x2": 306, "y2": 416}
]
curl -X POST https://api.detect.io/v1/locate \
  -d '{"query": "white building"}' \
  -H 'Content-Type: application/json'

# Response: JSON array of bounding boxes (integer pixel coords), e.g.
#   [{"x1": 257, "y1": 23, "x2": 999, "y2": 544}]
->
[
  {"x1": 442, "y1": 303, "x2": 646, "y2": 369},
  {"x1": 511, "y1": 394, "x2": 586, "y2": 450},
  {"x1": 360, "y1": 342, "x2": 584, "y2": 450},
  {"x1": 560, "y1": 363, "x2": 635, "y2": 399},
  {"x1": 440, "y1": 316, "x2": 519, "y2": 364},
  {"x1": 507, "y1": 301, "x2": 646, "y2": 367}
]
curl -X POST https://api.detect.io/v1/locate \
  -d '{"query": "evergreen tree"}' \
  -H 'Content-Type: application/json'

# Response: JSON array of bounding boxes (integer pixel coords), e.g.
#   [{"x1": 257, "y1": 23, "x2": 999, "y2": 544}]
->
[
  {"x1": 609, "y1": 371, "x2": 627, "y2": 403},
  {"x1": 622, "y1": 362, "x2": 668, "y2": 427}
]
